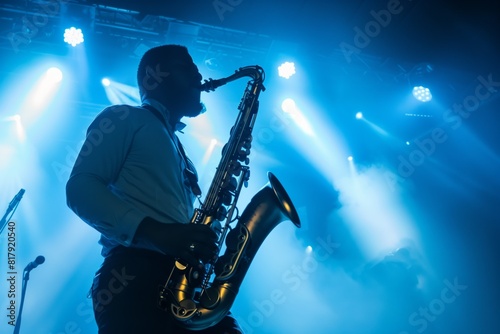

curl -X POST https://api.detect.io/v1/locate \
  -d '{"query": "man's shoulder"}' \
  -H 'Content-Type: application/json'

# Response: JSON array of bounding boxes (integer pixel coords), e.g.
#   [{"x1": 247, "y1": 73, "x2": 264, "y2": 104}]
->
[
  {"x1": 97, "y1": 104, "x2": 141, "y2": 120},
  {"x1": 88, "y1": 104, "x2": 160, "y2": 132},
  {"x1": 92, "y1": 104, "x2": 159, "y2": 124}
]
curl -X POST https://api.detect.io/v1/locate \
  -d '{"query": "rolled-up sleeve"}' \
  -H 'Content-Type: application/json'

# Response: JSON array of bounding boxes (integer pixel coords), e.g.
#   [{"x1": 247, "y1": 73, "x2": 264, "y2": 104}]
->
[{"x1": 66, "y1": 105, "x2": 146, "y2": 246}]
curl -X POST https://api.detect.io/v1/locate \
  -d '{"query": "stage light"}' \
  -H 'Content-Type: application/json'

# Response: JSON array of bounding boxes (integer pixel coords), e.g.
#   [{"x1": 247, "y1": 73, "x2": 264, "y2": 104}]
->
[
  {"x1": 101, "y1": 78, "x2": 111, "y2": 87},
  {"x1": 406, "y1": 141, "x2": 411, "y2": 145},
  {"x1": 46, "y1": 67, "x2": 63, "y2": 83},
  {"x1": 406, "y1": 62, "x2": 434, "y2": 103},
  {"x1": 64, "y1": 27, "x2": 84, "y2": 47},
  {"x1": 412, "y1": 86, "x2": 432, "y2": 102},
  {"x1": 278, "y1": 61, "x2": 296, "y2": 79},
  {"x1": 355, "y1": 112, "x2": 363, "y2": 119},
  {"x1": 281, "y1": 98, "x2": 296, "y2": 113},
  {"x1": 347, "y1": 156, "x2": 353, "y2": 161}
]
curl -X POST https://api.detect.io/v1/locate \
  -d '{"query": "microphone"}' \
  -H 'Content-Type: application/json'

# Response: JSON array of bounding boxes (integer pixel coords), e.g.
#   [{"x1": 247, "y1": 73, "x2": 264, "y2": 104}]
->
[
  {"x1": 16, "y1": 188, "x2": 26, "y2": 198},
  {"x1": 8, "y1": 188, "x2": 25, "y2": 210},
  {"x1": 0, "y1": 188, "x2": 26, "y2": 235},
  {"x1": 25, "y1": 255, "x2": 45, "y2": 272}
]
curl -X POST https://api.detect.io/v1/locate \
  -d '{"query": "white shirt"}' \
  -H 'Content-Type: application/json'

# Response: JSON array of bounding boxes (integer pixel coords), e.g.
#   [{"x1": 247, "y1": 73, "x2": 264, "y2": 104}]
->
[{"x1": 66, "y1": 99, "x2": 196, "y2": 256}]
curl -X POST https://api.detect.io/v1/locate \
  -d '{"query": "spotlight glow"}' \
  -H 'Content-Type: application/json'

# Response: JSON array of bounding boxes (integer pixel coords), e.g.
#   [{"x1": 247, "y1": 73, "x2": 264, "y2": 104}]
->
[
  {"x1": 355, "y1": 112, "x2": 363, "y2": 119},
  {"x1": 280, "y1": 98, "x2": 314, "y2": 136},
  {"x1": 13, "y1": 115, "x2": 25, "y2": 141},
  {"x1": 0, "y1": 144, "x2": 15, "y2": 169},
  {"x1": 278, "y1": 61, "x2": 296, "y2": 79},
  {"x1": 102, "y1": 80, "x2": 141, "y2": 105},
  {"x1": 4, "y1": 114, "x2": 21, "y2": 122},
  {"x1": 199, "y1": 138, "x2": 218, "y2": 166},
  {"x1": 64, "y1": 27, "x2": 84, "y2": 47},
  {"x1": 46, "y1": 67, "x2": 63, "y2": 83},
  {"x1": 29, "y1": 67, "x2": 64, "y2": 108},
  {"x1": 412, "y1": 86, "x2": 432, "y2": 102},
  {"x1": 1, "y1": 114, "x2": 25, "y2": 142},
  {"x1": 347, "y1": 156, "x2": 353, "y2": 161},
  {"x1": 281, "y1": 98, "x2": 296, "y2": 113}
]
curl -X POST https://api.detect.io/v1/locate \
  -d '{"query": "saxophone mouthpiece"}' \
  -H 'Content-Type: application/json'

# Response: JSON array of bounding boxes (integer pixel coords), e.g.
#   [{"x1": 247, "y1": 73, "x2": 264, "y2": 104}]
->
[{"x1": 199, "y1": 78, "x2": 227, "y2": 92}]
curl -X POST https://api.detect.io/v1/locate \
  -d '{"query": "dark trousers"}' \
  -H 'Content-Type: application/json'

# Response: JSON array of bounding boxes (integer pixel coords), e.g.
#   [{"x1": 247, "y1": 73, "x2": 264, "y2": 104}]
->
[{"x1": 91, "y1": 246, "x2": 243, "y2": 334}]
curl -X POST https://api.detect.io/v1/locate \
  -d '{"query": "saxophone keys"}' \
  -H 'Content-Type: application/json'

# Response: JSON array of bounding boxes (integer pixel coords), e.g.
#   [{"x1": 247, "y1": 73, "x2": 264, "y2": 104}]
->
[
  {"x1": 228, "y1": 160, "x2": 242, "y2": 176},
  {"x1": 243, "y1": 139, "x2": 252, "y2": 149},
  {"x1": 221, "y1": 192, "x2": 233, "y2": 206},
  {"x1": 222, "y1": 176, "x2": 238, "y2": 192},
  {"x1": 216, "y1": 206, "x2": 227, "y2": 221}
]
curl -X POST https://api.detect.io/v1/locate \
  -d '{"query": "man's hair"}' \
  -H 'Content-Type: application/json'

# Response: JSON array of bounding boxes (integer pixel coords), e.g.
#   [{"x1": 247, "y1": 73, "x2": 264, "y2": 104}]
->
[{"x1": 136, "y1": 44, "x2": 191, "y2": 99}]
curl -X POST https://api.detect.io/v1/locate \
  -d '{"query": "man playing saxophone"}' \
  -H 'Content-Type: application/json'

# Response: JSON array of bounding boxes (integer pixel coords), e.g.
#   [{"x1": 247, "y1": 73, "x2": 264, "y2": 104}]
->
[{"x1": 66, "y1": 44, "x2": 243, "y2": 333}]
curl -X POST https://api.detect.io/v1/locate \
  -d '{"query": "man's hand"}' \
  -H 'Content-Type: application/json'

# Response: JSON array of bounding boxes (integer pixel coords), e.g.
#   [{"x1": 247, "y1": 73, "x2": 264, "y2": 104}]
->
[{"x1": 133, "y1": 217, "x2": 218, "y2": 266}]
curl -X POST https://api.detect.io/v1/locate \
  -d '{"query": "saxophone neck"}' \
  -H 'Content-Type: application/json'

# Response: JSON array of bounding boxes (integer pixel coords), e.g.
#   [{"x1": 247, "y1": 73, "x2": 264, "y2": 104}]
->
[{"x1": 200, "y1": 65, "x2": 265, "y2": 92}]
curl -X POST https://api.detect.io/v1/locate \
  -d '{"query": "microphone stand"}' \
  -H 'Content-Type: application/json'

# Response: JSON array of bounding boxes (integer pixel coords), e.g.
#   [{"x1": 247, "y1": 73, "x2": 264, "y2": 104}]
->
[
  {"x1": 0, "y1": 189, "x2": 28, "y2": 334},
  {"x1": 13, "y1": 268, "x2": 30, "y2": 334}
]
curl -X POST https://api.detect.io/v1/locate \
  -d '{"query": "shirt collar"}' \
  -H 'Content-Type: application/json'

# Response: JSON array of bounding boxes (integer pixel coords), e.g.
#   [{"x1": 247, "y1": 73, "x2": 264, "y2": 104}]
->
[{"x1": 142, "y1": 98, "x2": 187, "y2": 132}]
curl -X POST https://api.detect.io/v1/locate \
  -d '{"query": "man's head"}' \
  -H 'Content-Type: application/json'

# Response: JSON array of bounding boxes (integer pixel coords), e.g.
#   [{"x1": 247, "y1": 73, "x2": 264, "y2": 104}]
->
[{"x1": 137, "y1": 44, "x2": 203, "y2": 119}]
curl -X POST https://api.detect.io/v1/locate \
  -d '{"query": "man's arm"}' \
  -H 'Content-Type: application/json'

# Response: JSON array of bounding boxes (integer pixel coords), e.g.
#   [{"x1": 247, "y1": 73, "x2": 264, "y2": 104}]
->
[{"x1": 66, "y1": 105, "x2": 146, "y2": 246}]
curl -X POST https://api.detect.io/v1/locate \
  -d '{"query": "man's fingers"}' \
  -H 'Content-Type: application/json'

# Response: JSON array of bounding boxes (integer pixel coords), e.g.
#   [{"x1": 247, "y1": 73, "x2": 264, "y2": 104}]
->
[
  {"x1": 189, "y1": 224, "x2": 218, "y2": 242},
  {"x1": 180, "y1": 252, "x2": 200, "y2": 267},
  {"x1": 190, "y1": 243, "x2": 218, "y2": 264}
]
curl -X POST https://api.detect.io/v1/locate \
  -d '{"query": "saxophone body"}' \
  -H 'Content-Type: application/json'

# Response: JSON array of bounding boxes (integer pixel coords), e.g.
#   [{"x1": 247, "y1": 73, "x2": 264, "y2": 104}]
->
[{"x1": 159, "y1": 65, "x2": 301, "y2": 330}]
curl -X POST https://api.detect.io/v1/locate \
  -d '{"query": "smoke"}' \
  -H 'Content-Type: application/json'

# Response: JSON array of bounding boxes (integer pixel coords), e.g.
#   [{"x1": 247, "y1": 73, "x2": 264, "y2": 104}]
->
[{"x1": 333, "y1": 163, "x2": 421, "y2": 261}]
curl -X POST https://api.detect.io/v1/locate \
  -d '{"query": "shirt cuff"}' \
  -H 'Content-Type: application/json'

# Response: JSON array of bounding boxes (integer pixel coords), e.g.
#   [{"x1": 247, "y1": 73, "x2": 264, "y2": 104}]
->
[{"x1": 115, "y1": 208, "x2": 147, "y2": 246}]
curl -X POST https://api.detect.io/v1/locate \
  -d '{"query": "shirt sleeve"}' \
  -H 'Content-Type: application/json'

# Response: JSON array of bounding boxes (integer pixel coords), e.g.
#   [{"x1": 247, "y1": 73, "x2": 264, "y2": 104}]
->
[{"x1": 65, "y1": 105, "x2": 147, "y2": 246}]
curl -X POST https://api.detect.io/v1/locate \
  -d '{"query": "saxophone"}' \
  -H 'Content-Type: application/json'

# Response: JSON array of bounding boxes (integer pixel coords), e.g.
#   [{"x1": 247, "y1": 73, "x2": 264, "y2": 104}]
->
[{"x1": 158, "y1": 65, "x2": 301, "y2": 330}]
